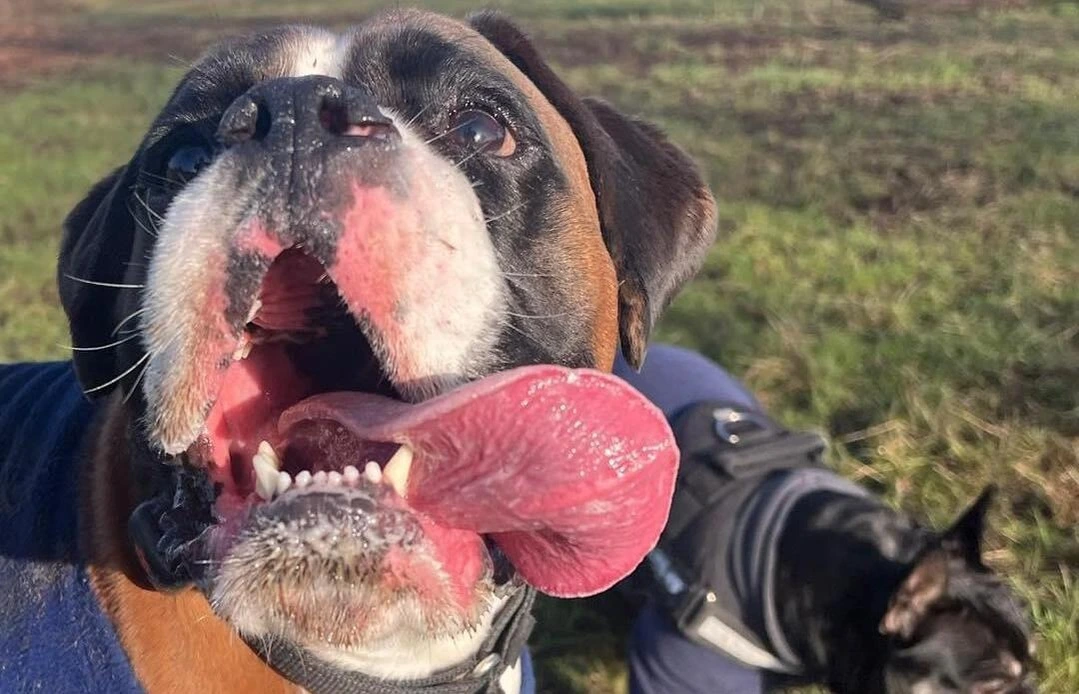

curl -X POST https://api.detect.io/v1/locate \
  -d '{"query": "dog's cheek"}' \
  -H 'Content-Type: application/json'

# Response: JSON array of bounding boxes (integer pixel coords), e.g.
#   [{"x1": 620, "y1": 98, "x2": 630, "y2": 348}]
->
[{"x1": 328, "y1": 144, "x2": 506, "y2": 391}]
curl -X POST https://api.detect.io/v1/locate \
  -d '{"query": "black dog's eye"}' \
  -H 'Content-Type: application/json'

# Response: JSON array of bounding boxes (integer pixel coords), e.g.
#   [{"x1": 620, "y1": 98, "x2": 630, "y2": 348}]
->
[
  {"x1": 166, "y1": 145, "x2": 214, "y2": 184},
  {"x1": 447, "y1": 109, "x2": 516, "y2": 157}
]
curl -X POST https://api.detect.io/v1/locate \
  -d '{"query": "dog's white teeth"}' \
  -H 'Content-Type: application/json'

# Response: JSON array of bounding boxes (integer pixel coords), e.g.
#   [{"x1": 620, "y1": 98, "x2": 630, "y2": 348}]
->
[
  {"x1": 327, "y1": 470, "x2": 344, "y2": 486},
  {"x1": 313, "y1": 470, "x2": 328, "y2": 486},
  {"x1": 231, "y1": 335, "x2": 253, "y2": 361},
  {"x1": 253, "y1": 453, "x2": 279, "y2": 502},
  {"x1": 276, "y1": 471, "x2": 292, "y2": 496},
  {"x1": 383, "y1": 445, "x2": 413, "y2": 497},
  {"x1": 363, "y1": 461, "x2": 382, "y2": 484},
  {"x1": 343, "y1": 464, "x2": 361, "y2": 486},
  {"x1": 245, "y1": 299, "x2": 262, "y2": 324},
  {"x1": 256, "y1": 440, "x2": 280, "y2": 468},
  {"x1": 295, "y1": 470, "x2": 312, "y2": 488}
]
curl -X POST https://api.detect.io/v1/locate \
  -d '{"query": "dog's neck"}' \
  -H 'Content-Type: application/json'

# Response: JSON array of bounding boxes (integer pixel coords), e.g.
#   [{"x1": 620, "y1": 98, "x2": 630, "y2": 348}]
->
[{"x1": 773, "y1": 490, "x2": 932, "y2": 689}]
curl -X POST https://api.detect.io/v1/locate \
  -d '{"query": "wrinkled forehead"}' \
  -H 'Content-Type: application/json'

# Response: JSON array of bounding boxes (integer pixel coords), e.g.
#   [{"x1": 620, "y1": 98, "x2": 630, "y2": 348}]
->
[{"x1": 150, "y1": 11, "x2": 549, "y2": 137}]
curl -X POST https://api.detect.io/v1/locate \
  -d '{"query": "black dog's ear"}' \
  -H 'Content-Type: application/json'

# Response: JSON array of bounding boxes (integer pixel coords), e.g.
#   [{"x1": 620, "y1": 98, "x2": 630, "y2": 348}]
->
[
  {"x1": 470, "y1": 12, "x2": 717, "y2": 368},
  {"x1": 941, "y1": 486, "x2": 994, "y2": 568},
  {"x1": 880, "y1": 548, "x2": 950, "y2": 640},
  {"x1": 58, "y1": 164, "x2": 139, "y2": 396}
]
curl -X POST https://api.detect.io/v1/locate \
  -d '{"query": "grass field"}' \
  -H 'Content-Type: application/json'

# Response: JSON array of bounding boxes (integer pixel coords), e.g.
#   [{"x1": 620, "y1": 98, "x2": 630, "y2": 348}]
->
[{"x1": 1, "y1": 0, "x2": 1077, "y2": 691}]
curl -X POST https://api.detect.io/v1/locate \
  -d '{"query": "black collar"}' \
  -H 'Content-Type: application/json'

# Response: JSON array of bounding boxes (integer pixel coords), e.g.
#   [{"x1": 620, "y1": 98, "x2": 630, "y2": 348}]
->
[{"x1": 247, "y1": 585, "x2": 536, "y2": 694}]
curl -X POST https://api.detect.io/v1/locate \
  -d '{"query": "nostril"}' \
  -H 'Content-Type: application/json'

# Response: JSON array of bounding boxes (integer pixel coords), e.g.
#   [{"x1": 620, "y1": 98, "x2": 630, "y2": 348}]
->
[
  {"x1": 342, "y1": 121, "x2": 396, "y2": 140},
  {"x1": 318, "y1": 95, "x2": 396, "y2": 140},
  {"x1": 318, "y1": 96, "x2": 350, "y2": 135},
  {"x1": 218, "y1": 96, "x2": 271, "y2": 146}
]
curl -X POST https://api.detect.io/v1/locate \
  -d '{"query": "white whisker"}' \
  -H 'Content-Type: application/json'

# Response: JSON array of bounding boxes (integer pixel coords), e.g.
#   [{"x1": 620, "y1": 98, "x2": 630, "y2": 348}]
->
[
  {"x1": 111, "y1": 307, "x2": 148, "y2": 337},
  {"x1": 83, "y1": 352, "x2": 150, "y2": 395},
  {"x1": 132, "y1": 190, "x2": 166, "y2": 224},
  {"x1": 132, "y1": 212, "x2": 160, "y2": 239},
  {"x1": 405, "y1": 103, "x2": 431, "y2": 128},
  {"x1": 123, "y1": 356, "x2": 152, "y2": 404},
  {"x1": 63, "y1": 274, "x2": 144, "y2": 289},
  {"x1": 425, "y1": 120, "x2": 470, "y2": 146},
  {"x1": 60, "y1": 333, "x2": 139, "y2": 352},
  {"x1": 454, "y1": 146, "x2": 485, "y2": 168},
  {"x1": 505, "y1": 310, "x2": 570, "y2": 320},
  {"x1": 503, "y1": 272, "x2": 557, "y2": 279},
  {"x1": 484, "y1": 202, "x2": 526, "y2": 225}
]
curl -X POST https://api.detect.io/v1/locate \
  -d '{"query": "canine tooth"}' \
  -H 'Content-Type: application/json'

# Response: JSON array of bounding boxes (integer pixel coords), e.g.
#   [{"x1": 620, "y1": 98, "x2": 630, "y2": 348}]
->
[
  {"x1": 232, "y1": 336, "x2": 252, "y2": 361},
  {"x1": 253, "y1": 454, "x2": 278, "y2": 501},
  {"x1": 328, "y1": 471, "x2": 343, "y2": 486},
  {"x1": 276, "y1": 471, "x2": 292, "y2": 496},
  {"x1": 383, "y1": 445, "x2": 413, "y2": 497},
  {"x1": 256, "y1": 441, "x2": 280, "y2": 469},
  {"x1": 343, "y1": 465, "x2": 361, "y2": 486},
  {"x1": 313, "y1": 470, "x2": 328, "y2": 486},
  {"x1": 363, "y1": 461, "x2": 382, "y2": 484},
  {"x1": 295, "y1": 470, "x2": 312, "y2": 488},
  {"x1": 246, "y1": 299, "x2": 262, "y2": 323}
]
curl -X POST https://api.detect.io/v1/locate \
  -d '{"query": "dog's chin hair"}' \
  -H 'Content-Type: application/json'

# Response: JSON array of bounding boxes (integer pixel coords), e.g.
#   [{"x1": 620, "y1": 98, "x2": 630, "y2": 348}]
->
[
  {"x1": 305, "y1": 592, "x2": 510, "y2": 680},
  {"x1": 208, "y1": 509, "x2": 495, "y2": 675},
  {"x1": 216, "y1": 581, "x2": 503, "y2": 681}
]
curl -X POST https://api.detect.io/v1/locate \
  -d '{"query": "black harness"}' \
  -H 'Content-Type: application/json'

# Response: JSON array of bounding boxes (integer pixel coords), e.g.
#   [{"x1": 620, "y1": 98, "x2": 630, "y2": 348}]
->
[
  {"x1": 628, "y1": 399, "x2": 854, "y2": 675},
  {"x1": 246, "y1": 585, "x2": 536, "y2": 694}
]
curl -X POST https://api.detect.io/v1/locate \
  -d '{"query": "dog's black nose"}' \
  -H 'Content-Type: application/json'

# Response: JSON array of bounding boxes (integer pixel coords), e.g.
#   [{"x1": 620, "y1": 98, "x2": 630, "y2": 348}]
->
[{"x1": 217, "y1": 76, "x2": 398, "y2": 147}]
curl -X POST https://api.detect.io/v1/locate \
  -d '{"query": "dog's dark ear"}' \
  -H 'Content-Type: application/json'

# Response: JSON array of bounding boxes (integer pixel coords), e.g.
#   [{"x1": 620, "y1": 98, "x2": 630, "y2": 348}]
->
[
  {"x1": 880, "y1": 548, "x2": 949, "y2": 640},
  {"x1": 58, "y1": 165, "x2": 139, "y2": 396},
  {"x1": 941, "y1": 486, "x2": 994, "y2": 568},
  {"x1": 470, "y1": 12, "x2": 717, "y2": 368}
]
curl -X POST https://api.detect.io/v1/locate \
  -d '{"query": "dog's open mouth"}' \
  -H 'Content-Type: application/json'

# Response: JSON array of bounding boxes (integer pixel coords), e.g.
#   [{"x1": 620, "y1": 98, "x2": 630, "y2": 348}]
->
[{"x1": 183, "y1": 249, "x2": 678, "y2": 598}]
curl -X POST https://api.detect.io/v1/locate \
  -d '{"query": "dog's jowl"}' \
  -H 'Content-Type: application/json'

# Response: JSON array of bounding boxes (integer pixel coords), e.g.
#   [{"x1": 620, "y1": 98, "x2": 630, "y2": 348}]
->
[{"x1": 0, "y1": 9, "x2": 717, "y2": 694}]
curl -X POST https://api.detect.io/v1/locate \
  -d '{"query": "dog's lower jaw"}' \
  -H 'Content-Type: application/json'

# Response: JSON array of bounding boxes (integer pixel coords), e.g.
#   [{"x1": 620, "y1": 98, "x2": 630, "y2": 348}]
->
[
  {"x1": 83, "y1": 396, "x2": 512, "y2": 692},
  {"x1": 81, "y1": 396, "x2": 298, "y2": 694}
]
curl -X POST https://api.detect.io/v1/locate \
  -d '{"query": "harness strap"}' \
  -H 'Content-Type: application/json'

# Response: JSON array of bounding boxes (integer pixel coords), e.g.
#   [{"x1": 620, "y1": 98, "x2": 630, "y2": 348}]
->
[
  {"x1": 247, "y1": 586, "x2": 536, "y2": 694},
  {"x1": 638, "y1": 400, "x2": 829, "y2": 676}
]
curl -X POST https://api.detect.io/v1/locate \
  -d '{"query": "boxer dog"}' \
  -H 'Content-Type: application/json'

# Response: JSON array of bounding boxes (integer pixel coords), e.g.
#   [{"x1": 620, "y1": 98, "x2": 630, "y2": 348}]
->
[{"x1": 0, "y1": 9, "x2": 715, "y2": 694}]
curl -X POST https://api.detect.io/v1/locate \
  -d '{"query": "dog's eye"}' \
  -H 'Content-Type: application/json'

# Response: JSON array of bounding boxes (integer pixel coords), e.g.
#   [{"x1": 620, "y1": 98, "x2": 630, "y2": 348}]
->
[
  {"x1": 166, "y1": 145, "x2": 214, "y2": 184},
  {"x1": 447, "y1": 109, "x2": 516, "y2": 157}
]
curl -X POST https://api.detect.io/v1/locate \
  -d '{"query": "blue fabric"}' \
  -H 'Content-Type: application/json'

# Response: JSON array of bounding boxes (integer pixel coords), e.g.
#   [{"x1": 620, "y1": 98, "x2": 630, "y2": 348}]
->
[
  {"x1": 613, "y1": 345, "x2": 760, "y2": 418},
  {"x1": 518, "y1": 648, "x2": 535, "y2": 694},
  {"x1": 0, "y1": 362, "x2": 144, "y2": 693},
  {"x1": 628, "y1": 604, "x2": 764, "y2": 694}
]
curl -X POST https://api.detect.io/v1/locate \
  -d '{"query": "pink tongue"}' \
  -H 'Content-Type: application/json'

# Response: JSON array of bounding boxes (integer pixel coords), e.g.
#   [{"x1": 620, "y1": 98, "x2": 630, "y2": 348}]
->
[{"x1": 278, "y1": 366, "x2": 678, "y2": 597}]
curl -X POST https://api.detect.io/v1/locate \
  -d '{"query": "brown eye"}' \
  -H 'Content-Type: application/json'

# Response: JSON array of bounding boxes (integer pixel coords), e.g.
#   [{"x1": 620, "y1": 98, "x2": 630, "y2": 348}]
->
[{"x1": 447, "y1": 109, "x2": 516, "y2": 157}]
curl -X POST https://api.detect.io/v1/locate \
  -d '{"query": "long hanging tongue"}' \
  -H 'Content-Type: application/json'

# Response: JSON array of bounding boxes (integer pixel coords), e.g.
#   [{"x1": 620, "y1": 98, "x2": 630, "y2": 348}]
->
[{"x1": 278, "y1": 366, "x2": 677, "y2": 597}]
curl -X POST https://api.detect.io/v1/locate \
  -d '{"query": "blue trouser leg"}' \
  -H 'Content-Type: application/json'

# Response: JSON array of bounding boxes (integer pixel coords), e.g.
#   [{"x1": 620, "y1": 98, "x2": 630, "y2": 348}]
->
[
  {"x1": 627, "y1": 604, "x2": 765, "y2": 694},
  {"x1": 612, "y1": 345, "x2": 761, "y2": 418},
  {"x1": 615, "y1": 345, "x2": 766, "y2": 694}
]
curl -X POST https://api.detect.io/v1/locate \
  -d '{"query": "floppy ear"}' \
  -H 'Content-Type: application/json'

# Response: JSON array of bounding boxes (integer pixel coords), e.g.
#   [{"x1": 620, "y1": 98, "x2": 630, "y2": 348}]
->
[
  {"x1": 941, "y1": 486, "x2": 994, "y2": 568},
  {"x1": 470, "y1": 12, "x2": 717, "y2": 368},
  {"x1": 880, "y1": 548, "x2": 949, "y2": 640},
  {"x1": 57, "y1": 164, "x2": 140, "y2": 396}
]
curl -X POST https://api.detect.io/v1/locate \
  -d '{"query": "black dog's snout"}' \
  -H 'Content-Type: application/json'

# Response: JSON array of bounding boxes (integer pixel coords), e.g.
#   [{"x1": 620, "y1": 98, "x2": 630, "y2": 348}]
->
[{"x1": 217, "y1": 76, "x2": 398, "y2": 147}]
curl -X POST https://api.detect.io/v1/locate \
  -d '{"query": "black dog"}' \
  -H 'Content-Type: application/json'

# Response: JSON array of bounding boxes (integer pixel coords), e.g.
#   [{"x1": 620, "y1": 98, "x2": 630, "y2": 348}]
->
[{"x1": 773, "y1": 486, "x2": 1035, "y2": 693}]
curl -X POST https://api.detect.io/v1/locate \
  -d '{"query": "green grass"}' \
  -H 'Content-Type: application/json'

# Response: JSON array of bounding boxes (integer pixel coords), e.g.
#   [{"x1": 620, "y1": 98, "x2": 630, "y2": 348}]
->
[{"x1": 2, "y1": 1, "x2": 1077, "y2": 692}]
